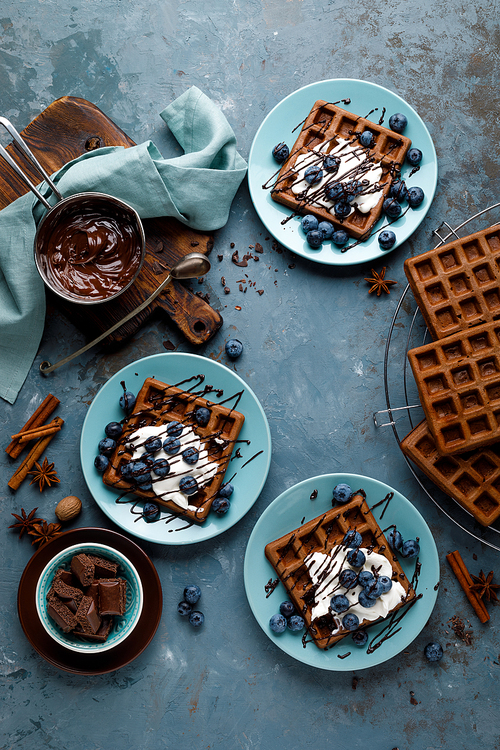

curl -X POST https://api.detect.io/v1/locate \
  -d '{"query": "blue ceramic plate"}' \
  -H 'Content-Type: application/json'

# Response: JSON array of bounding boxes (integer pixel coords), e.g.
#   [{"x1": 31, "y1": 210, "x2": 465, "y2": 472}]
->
[
  {"x1": 81, "y1": 353, "x2": 271, "y2": 545},
  {"x1": 244, "y1": 473, "x2": 439, "y2": 671},
  {"x1": 248, "y1": 79, "x2": 437, "y2": 266}
]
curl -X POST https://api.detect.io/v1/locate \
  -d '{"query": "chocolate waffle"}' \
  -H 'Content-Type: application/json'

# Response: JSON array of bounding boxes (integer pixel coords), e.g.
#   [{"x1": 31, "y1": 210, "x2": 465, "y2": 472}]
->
[
  {"x1": 404, "y1": 226, "x2": 500, "y2": 340},
  {"x1": 102, "y1": 377, "x2": 245, "y2": 524},
  {"x1": 264, "y1": 492, "x2": 415, "y2": 649},
  {"x1": 270, "y1": 100, "x2": 411, "y2": 239},
  {"x1": 401, "y1": 419, "x2": 500, "y2": 527},
  {"x1": 408, "y1": 320, "x2": 500, "y2": 455}
]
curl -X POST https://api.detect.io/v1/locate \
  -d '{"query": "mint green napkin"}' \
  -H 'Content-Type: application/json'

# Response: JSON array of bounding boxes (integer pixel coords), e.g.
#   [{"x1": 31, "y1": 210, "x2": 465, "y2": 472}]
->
[{"x1": 0, "y1": 86, "x2": 247, "y2": 403}]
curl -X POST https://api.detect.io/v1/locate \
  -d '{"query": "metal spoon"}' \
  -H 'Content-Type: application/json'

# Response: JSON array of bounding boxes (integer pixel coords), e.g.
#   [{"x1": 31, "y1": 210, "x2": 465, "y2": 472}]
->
[{"x1": 39, "y1": 252, "x2": 211, "y2": 374}]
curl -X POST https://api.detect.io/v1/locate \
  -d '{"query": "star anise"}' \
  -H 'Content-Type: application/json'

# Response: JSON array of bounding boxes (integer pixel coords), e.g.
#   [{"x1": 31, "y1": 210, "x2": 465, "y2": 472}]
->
[
  {"x1": 9, "y1": 507, "x2": 43, "y2": 538},
  {"x1": 364, "y1": 267, "x2": 397, "y2": 296},
  {"x1": 28, "y1": 520, "x2": 62, "y2": 548},
  {"x1": 470, "y1": 570, "x2": 500, "y2": 603},
  {"x1": 27, "y1": 457, "x2": 60, "y2": 491}
]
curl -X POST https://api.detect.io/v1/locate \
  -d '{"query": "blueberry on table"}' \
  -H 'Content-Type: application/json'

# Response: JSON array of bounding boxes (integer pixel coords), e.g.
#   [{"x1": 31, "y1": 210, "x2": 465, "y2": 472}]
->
[
  {"x1": 272, "y1": 142, "x2": 289, "y2": 163},
  {"x1": 332, "y1": 483, "x2": 352, "y2": 504},
  {"x1": 304, "y1": 164, "x2": 323, "y2": 184},
  {"x1": 189, "y1": 611, "x2": 205, "y2": 627},
  {"x1": 318, "y1": 221, "x2": 334, "y2": 240},
  {"x1": 212, "y1": 496, "x2": 230, "y2": 515},
  {"x1": 301, "y1": 214, "x2": 319, "y2": 233},
  {"x1": 279, "y1": 600, "x2": 295, "y2": 618},
  {"x1": 98, "y1": 437, "x2": 116, "y2": 455},
  {"x1": 225, "y1": 339, "x2": 243, "y2": 359},
  {"x1": 218, "y1": 482, "x2": 234, "y2": 498},
  {"x1": 94, "y1": 454, "x2": 109, "y2": 473},
  {"x1": 383, "y1": 198, "x2": 402, "y2": 219},
  {"x1": 352, "y1": 629, "x2": 369, "y2": 647},
  {"x1": 269, "y1": 613, "x2": 287, "y2": 634},
  {"x1": 194, "y1": 406, "x2": 211, "y2": 427},
  {"x1": 182, "y1": 447, "x2": 199, "y2": 465},
  {"x1": 330, "y1": 594, "x2": 350, "y2": 613},
  {"x1": 332, "y1": 229, "x2": 349, "y2": 247},
  {"x1": 143, "y1": 501, "x2": 160, "y2": 522},
  {"x1": 401, "y1": 539, "x2": 420, "y2": 558},
  {"x1": 407, "y1": 186, "x2": 425, "y2": 207},
  {"x1": 166, "y1": 420, "x2": 183, "y2": 438},
  {"x1": 184, "y1": 584, "x2": 201, "y2": 604},
  {"x1": 359, "y1": 130, "x2": 374, "y2": 147},
  {"x1": 163, "y1": 436, "x2": 181, "y2": 455},
  {"x1": 177, "y1": 601, "x2": 192, "y2": 616},
  {"x1": 424, "y1": 642, "x2": 444, "y2": 662},
  {"x1": 152, "y1": 458, "x2": 170, "y2": 478},
  {"x1": 306, "y1": 229, "x2": 323, "y2": 248},
  {"x1": 346, "y1": 548, "x2": 366, "y2": 568},
  {"x1": 342, "y1": 613, "x2": 359, "y2": 631},
  {"x1": 144, "y1": 436, "x2": 162, "y2": 454},
  {"x1": 104, "y1": 421, "x2": 123, "y2": 439},
  {"x1": 179, "y1": 476, "x2": 199, "y2": 495},
  {"x1": 406, "y1": 147, "x2": 422, "y2": 166},
  {"x1": 287, "y1": 615, "x2": 305, "y2": 632},
  {"x1": 388, "y1": 113, "x2": 408, "y2": 133},
  {"x1": 378, "y1": 230, "x2": 396, "y2": 250},
  {"x1": 343, "y1": 529, "x2": 362, "y2": 549}
]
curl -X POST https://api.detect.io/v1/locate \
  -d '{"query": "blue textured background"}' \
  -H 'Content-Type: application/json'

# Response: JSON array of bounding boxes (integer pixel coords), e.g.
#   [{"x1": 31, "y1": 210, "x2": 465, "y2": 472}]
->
[{"x1": 1, "y1": 1, "x2": 499, "y2": 748}]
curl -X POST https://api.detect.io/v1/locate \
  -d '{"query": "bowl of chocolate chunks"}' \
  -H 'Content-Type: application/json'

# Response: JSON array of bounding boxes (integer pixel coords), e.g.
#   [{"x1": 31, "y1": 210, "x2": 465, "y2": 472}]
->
[{"x1": 35, "y1": 542, "x2": 143, "y2": 653}]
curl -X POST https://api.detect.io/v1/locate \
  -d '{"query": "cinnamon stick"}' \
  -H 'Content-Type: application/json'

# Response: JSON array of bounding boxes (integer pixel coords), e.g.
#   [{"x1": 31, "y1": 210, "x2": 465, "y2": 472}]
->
[
  {"x1": 6, "y1": 394, "x2": 60, "y2": 458},
  {"x1": 8, "y1": 417, "x2": 64, "y2": 491},
  {"x1": 446, "y1": 550, "x2": 489, "y2": 623},
  {"x1": 11, "y1": 418, "x2": 62, "y2": 444}
]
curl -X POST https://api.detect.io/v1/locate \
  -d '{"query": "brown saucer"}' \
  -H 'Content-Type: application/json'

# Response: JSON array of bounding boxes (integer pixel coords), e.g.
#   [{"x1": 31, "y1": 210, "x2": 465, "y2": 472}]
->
[{"x1": 18, "y1": 527, "x2": 162, "y2": 675}]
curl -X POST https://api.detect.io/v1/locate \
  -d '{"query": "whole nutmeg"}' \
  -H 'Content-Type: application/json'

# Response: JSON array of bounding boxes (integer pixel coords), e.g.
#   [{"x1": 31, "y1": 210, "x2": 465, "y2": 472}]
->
[{"x1": 55, "y1": 495, "x2": 82, "y2": 522}]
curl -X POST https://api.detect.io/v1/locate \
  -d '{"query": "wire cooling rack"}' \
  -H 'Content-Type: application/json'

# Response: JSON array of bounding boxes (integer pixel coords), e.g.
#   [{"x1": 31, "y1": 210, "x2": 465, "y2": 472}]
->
[{"x1": 374, "y1": 203, "x2": 500, "y2": 552}]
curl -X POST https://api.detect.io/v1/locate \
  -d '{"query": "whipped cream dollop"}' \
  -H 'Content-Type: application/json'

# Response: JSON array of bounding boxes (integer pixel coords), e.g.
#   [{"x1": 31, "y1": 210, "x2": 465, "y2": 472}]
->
[
  {"x1": 126, "y1": 423, "x2": 217, "y2": 510},
  {"x1": 305, "y1": 546, "x2": 406, "y2": 630},
  {"x1": 291, "y1": 139, "x2": 383, "y2": 215}
]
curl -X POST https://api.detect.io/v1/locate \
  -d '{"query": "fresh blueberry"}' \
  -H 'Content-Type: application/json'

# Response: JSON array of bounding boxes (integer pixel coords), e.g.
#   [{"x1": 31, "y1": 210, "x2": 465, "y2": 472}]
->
[
  {"x1": 139, "y1": 478, "x2": 153, "y2": 491},
  {"x1": 357, "y1": 570, "x2": 375, "y2": 587},
  {"x1": 225, "y1": 339, "x2": 244, "y2": 359},
  {"x1": 119, "y1": 388, "x2": 136, "y2": 413},
  {"x1": 346, "y1": 180, "x2": 364, "y2": 199},
  {"x1": 359, "y1": 130, "x2": 374, "y2": 148},
  {"x1": 324, "y1": 155, "x2": 340, "y2": 173},
  {"x1": 334, "y1": 201, "x2": 351, "y2": 219},
  {"x1": 352, "y1": 629, "x2": 369, "y2": 646},
  {"x1": 177, "y1": 600, "x2": 192, "y2": 616},
  {"x1": 98, "y1": 437, "x2": 116, "y2": 456},
  {"x1": 407, "y1": 148, "x2": 422, "y2": 166},
  {"x1": 358, "y1": 590, "x2": 378, "y2": 608},
  {"x1": 194, "y1": 406, "x2": 211, "y2": 427},
  {"x1": 167, "y1": 420, "x2": 183, "y2": 438},
  {"x1": 143, "y1": 501, "x2": 161, "y2": 522},
  {"x1": 424, "y1": 642, "x2": 444, "y2": 662},
  {"x1": 364, "y1": 579, "x2": 384, "y2": 598},
  {"x1": 342, "y1": 613, "x2": 360, "y2": 631},
  {"x1": 346, "y1": 548, "x2": 366, "y2": 568},
  {"x1": 138, "y1": 452, "x2": 155, "y2": 468},
  {"x1": 272, "y1": 142, "x2": 289, "y2": 163},
  {"x1": 120, "y1": 461, "x2": 134, "y2": 479},
  {"x1": 163, "y1": 437, "x2": 181, "y2": 455},
  {"x1": 330, "y1": 594, "x2": 350, "y2": 613},
  {"x1": 269, "y1": 613, "x2": 287, "y2": 634},
  {"x1": 131, "y1": 461, "x2": 149, "y2": 482},
  {"x1": 390, "y1": 179, "x2": 409, "y2": 202},
  {"x1": 332, "y1": 483, "x2": 352, "y2": 504},
  {"x1": 377, "y1": 575, "x2": 393, "y2": 594},
  {"x1": 383, "y1": 198, "x2": 402, "y2": 218},
  {"x1": 318, "y1": 221, "x2": 334, "y2": 240},
  {"x1": 389, "y1": 113, "x2": 408, "y2": 133},
  {"x1": 332, "y1": 229, "x2": 349, "y2": 247},
  {"x1": 152, "y1": 458, "x2": 170, "y2": 478},
  {"x1": 387, "y1": 528, "x2": 404, "y2": 551},
  {"x1": 407, "y1": 186, "x2": 425, "y2": 207},
  {"x1": 279, "y1": 601, "x2": 295, "y2": 618},
  {"x1": 306, "y1": 229, "x2": 323, "y2": 248},
  {"x1": 134, "y1": 470, "x2": 152, "y2": 487},
  {"x1": 343, "y1": 529, "x2": 363, "y2": 549},
  {"x1": 182, "y1": 447, "x2": 199, "y2": 465},
  {"x1": 301, "y1": 214, "x2": 319, "y2": 233},
  {"x1": 287, "y1": 615, "x2": 305, "y2": 632},
  {"x1": 189, "y1": 610, "x2": 205, "y2": 627},
  {"x1": 218, "y1": 482, "x2": 234, "y2": 498},
  {"x1": 339, "y1": 569, "x2": 358, "y2": 590},
  {"x1": 304, "y1": 165, "x2": 323, "y2": 184},
  {"x1": 104, "y1": 421, "x2": 123, "y2": 439},
  {"x1": 184, "y1": 584, "x2": 201, "y2": 604},
  {"x1": 144, "y1": 436, "x2": 162, "y2": 454},
  {"x1": 401, "y1": 539, "x2": 420, "y2": 558},
  {"x1": 212, "y1": 496, "x2": 230, "y2": 515},
  {"x1": 94, "y1": 454, "x2": 109, "y2": 473},
  {"x1": 179, "y1": 476, "x2": 199, "y2": 495},
  {"x1": 326, "y1": 183, "x2": 345, "y2": 202},
  {"x1": 378, "y1": 230, "x2": 396, "y2": 250}
]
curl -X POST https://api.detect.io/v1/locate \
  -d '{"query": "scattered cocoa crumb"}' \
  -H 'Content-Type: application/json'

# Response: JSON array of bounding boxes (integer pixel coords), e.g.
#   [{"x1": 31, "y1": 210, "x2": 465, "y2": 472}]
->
[
  {"x1": 191, "y1": 241, "x2": 199, "y2": 246},
  {"x1": 236, "y1": 279, "x2": 246, "y2": 283},
  {"x1": 255, "y1": 242, "x2": 263, "y2": 254},
  {"x1": 221, "y1": 276, "x2": 226, "y2": 285},
  {"x1": 224, "y1": 287, "x2": 230, "y2": 294},
  {"x1": 249, "y1": 245, "x2": 254, "y2": 249},
  {"x1": 235, "y1": 306, "x2": 241, "y2": 311},
  {"x1": 274, "y1": 280, "x2": 278, "y2": 286},
  {"x1": 244, "y1": 287, "x2": 247, "y2": 293},
  {"x1": 195, "y1": 291, "x2": 210, "y2": 303},
  {"x1": 232, "y1": 250, "x2": 253, "y2": 267},
  {"x1": 163, "y1": 340, "x2": 176, "y2": 351},
  {"x1": 230, "y1": 242, "x2": 235, "y2": 248},
  {"x1": 253, "y1": 256, "x2": 259, "y2": 261},
  {"x1": 156, "y1": 241, "x2": 163, "y2": 253},
  {"x1": 151, "y1": 262, "x2": 164, "y2": 275},
  {"x1": 448, "y1": 615, "x2": 473, "y2": 644},
  {"x1": 207, "y1": 238, "x2": 214, "y2": 252},
  {"x1": 198, "y1": 277, "x2": 204, "y2": 284},
  {"x1": 410, "y1": 691, "x2": 418, "y2": 705},
  {"x1": 473, "y1": 553, "x2": 478, "y2": 561},
  {"x1": 239, "y1": 284, "x2": 243, "y2": 292},
  {"x1": 289, "y1": 264, "x2": 296, "y2": 269},
  {"x1": 257, "y1": 289, "x2": 264, "y2": 296},
  {"x1": 352, "y1": 677, "x2": 359, "y2": 690},
  {"x1": 218, "y1": 254, "x2": 223, "y2": 262}
]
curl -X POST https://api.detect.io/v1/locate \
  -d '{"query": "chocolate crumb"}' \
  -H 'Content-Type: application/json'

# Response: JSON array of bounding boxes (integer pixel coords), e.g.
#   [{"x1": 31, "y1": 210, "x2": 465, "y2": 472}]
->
[
  {"x1": 249, "y1": 245, "x2": 254, "y2": 249},
  {"x1": 289, "y1": 264, "x2": 296, "y2": 269},
  {"x1": 257, "y1": 289, "x2": 264, "y2": 296},
  {"x1": 235, "y1": 306, "x2": 242, "y2": 311},
  {"x1": 218, "y1": 254, "x2": 223, "y2": 261},
  {"x1": 191, "y1": 241, "x2": 199, "y2": 247},
  {"x1": 255, "y1": 242, "x2": 263, "y2": 254},
  {"x1": 156, "y1": 241, "x2": 164, "y2": 253},
  {"x1": 448, "y1": 615, "x2": 473, "y2": 645},
  {"x1": 310, "y1": 489, "x2": 318, "y2": 500},
  {"x1": 230, "y1": 242, "x2": 235, "y2": 248},
  {"x1": 410, "y1": 691, "x2": 418, "y2": 705},
  {"x1": 207, "y1": 238, "x2": 214, "y2": 252},
  {"x1": 224, "y1": 287, "x2": 230, "y2": 294},
  {"x1": 198, "y1": 277, "x2": 204, "y2": 284},
  {"x1": 221, "y1": 276, "x2": 226, "y2": 286},
  {"x1": 254, "y1": 256, "x2": 259, "y2": 262},
  {"x1": 163, "y1": 340, "x2": 176, "y2": 351},
  {"x1": 239, "y1": 284, "x2": 243, "y2": 292},
  {"x1": 352, "y1": 677, "x2": 359, "y2": 690}
]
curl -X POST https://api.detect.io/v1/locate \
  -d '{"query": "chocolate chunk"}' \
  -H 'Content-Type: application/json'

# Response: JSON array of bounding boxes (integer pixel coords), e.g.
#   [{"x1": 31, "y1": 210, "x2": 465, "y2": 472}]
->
[
  {"x1": 87, "y1": 554, "x2": 119, "y2": 579},
  {"x1": 98, "y1": 578, "x2": 127, "y2": 616},
  {"x1": 77, "y1": 617, "x2": 113, "y2": 643},
  {"x1": 85, "y1": 580, "x2": 100, "y2": 608},
  {"x1": 47, "y1": 595, "x2": 78, "y2": 633},
  {"x1": 75, "y1": 595, "x2": 102, "y2": 634},
  {"x1": 71, "y1": 554, "x2": 95, "y2": 587}
]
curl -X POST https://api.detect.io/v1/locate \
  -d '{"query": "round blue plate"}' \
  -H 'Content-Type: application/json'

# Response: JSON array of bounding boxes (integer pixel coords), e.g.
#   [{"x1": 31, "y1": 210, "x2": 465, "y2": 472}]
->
[
  {"x1": 248, "y1": 79, "x2": 438, "y2": 266},
  {"x1": 81, "y1": 353, "x2": 272, "y2": 545},
  {"x1": 244, "y1": 473, "x2": 439, "y2": 671}
]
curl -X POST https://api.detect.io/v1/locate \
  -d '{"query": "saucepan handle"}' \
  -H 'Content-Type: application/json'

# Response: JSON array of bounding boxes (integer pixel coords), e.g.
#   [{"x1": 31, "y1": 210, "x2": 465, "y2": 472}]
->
[{"x1": 0, "y1": 116, "x2": 64, "y2": 209}]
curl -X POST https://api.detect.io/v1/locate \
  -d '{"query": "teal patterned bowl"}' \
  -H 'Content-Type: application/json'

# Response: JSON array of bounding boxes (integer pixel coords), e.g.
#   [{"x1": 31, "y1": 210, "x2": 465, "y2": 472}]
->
[{"x1": 35, "y1": 542, "x2": 143, "y2": 653}]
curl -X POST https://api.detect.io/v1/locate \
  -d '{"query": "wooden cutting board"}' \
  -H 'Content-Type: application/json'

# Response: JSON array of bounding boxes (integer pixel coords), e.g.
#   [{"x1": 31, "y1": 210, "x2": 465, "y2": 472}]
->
[{"x1": 0, "y1": 96, "x2": 222, "y2": 346}]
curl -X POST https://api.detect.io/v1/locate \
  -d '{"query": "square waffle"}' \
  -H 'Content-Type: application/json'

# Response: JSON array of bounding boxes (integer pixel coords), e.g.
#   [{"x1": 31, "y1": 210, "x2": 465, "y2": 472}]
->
[
  {"x1": 408, "y1": 320, "x2": 500, "y2": 455},
  {"x1": 102, "y1": 377, "x2": 245, "y2": 524},
  {"x1": 264, "y1": 492, "x2": 415, "y2": 650},
  {"x1": 270, "y1": 100, "x2": 411, "y2": 240},
  {"x1": 401, "y1": 419, "x2": 500, "y2": 527},
  {"x1": 404, "y1": 226, "x2": 500, "y2": 340}
]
